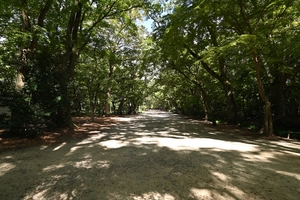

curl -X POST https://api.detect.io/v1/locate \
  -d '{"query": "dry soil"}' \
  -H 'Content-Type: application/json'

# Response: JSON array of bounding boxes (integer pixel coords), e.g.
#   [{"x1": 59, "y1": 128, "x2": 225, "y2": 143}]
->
[{"x1": 0, "y1": 110, "x2": 300, "y2": 199}]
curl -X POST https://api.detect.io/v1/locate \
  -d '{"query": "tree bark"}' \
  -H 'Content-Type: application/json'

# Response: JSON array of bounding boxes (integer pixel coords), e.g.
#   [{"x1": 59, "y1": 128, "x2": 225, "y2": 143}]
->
[
  {"x1": 105, "y1": 52, "x2": 115, "y2": 116},
  {"x1": 200, "y1": 60, "x2": 238, "y2": 124},
  {"x1": 12, "y1": 0, "x2": 52, "y2": 128},
  {"x1": 273, "y1": 74, "x2": 287, "y2": 119},
  {"x1": 252, "y1": 52, "x2": 273, "y2": 135},
  {"x1": 195, "y1": 83, "x2": 216, "y2": 126},
  {"x1": 118, "y1": 98, "x2": 125, "y2": 115},
  {"x1": 199, "y1": 93, "x2": 208, "y2": 121},
  {"x1": 205, "y1": 24, "x2": 238, "y2": 124},
  {"x1": 186, "y1": 46, "x2": 238, "y2": 124},
  {"x1": 57, "y1": 1, "x2": 82, "y2": 128}
]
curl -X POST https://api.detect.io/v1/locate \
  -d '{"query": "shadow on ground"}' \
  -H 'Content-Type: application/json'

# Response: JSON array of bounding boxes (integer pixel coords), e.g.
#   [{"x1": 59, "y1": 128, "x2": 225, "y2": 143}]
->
[{"x1": 1, "y1": 110, "x2": 300, "y2": 199}]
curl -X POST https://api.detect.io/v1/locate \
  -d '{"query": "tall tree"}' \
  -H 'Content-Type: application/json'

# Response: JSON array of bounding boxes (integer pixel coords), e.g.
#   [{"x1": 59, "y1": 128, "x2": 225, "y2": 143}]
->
[
  {"x1": 217, "y1": 0, "x2": 297, "y2": 135},
  {"x1": 2, "y1": 0, "x2": 151, "y2": 129},
  {"x1": 153, "y1": 0, "x2": 239, "y2": 124}
]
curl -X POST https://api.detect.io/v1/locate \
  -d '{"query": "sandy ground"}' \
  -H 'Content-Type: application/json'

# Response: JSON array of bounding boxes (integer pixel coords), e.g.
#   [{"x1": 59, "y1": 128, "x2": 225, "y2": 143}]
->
[{"x1": 0, "y1": 110, "x2": 300, "y2": 200}]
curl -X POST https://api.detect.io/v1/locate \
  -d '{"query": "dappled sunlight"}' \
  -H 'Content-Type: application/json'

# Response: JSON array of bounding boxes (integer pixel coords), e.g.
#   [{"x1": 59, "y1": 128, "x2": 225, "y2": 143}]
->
[
  {"x1": 52, "y1": 142, "x2": 67, "y2": 151},
  {"x1": 281, "y1": 150, "x2": 300, "y2": 156},
  {"x1": 189, "y1": 188, "x2": 233, "y2": 200},
  {"x1": 276, "y1": 171, "x2": 300, "y2": 181},
  {"x1": 74, "y1": 159, "x2": 110, "y2": 169},
  {"x1": 1, "y1": 111, "x2": 300, "y2": 200},
  {"x1": 88, "y1": 130, "x2": 101, "y2": 134},
  {"x1": 26, "y1": 188, "x2": 50, "y2": 200},
  {"x1": 269, "y1": 140, "x2": 300, "y2": 149},
  {"x1": 241, "y1": 151, "x2": 279, "y2": 163},
  {"x1": 74, "y1": 159, "x2": 94, "y2": 169},
  {"x1": 208, "y1": 131, "x2": 218, "y2": 135},
  {"x1": 111, "y1": 117, "x2": 132, "y2": 122},
  {"x1": 66, "y1": 146, "x2": 84, "y2": 155},
  {"x1": 76, "y1": 133, "x2": 107, "y2": 145},
  {"x1": 40, "y1": 145, "x2": 49, "y2": 150},
  {"x1": 132, "y1": 137, "x2": 258, "y2": 152},
  {"x1": 0, "y1": 162, "x2": 16, "y2": 177},
  {"x1": 130, "y1": 192, "x2": 175, "y2": 200},
  {"x1": 24, "y1": 186, "x2": 77, "y2": 200},
  {"x1": 145, "y1": 113, "x2": 171, "y2": 118},
  {"x1": 268, "y1": 140, "x2": 300, "y2": 156},
  {"x1": 24, "y1": 174, "x2": 71, "y2": 200},
  {"x1": 212, "y1": 171, "x2": 228, "y2": 182},
  {"x1": 156, "y1": 132, "x2": 186, "y2": 138},
  {"x1": 100, "y1": 139, "x2": 130, "y2": 149},
  {"x1": 43, "y1": 164, "x2": 66, "y2": 172},
  {"x1": 190, "y1": 185, "x2": 248, "y2": 200},
  {"x1": 80, "y1": 122, "x2": 112, "y2": 130}
]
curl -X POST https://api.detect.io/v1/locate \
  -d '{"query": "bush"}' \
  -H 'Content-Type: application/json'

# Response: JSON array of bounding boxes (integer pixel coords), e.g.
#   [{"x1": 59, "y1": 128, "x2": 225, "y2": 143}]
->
[
  {"x1": 7, "y1": 94, "x2": 43, "y2": 138},
  {"x1": 0, "y1": 113, "x2": 9, "y2": 128}
]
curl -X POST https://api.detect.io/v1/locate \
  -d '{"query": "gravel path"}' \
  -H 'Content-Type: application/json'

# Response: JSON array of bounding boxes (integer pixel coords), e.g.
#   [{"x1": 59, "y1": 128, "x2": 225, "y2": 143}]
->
[{"x1": 1, "y1": 110, "x2": 300, "y2": 200}]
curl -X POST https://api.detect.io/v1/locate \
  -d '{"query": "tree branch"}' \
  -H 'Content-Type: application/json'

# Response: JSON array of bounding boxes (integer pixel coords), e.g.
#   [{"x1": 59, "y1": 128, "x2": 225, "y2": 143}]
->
[{"x1": 184, "y1": 44, "x2": 221, "y2": 81}]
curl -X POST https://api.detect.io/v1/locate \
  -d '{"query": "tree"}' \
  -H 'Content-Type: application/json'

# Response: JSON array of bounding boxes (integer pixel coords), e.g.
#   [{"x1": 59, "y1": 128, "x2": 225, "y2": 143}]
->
[
  {"x1": 152, "y1": 0, "x2": 239, "y2": 124},
  {"x1": 216, "y1": 0, "x2": 297, "y2": 135},
  {"x1": 1, "y1": 0, "x2": 152, "y2": 131},
  {"x1": 152, "y1": 0, "x2": 300, "y2": 135}
]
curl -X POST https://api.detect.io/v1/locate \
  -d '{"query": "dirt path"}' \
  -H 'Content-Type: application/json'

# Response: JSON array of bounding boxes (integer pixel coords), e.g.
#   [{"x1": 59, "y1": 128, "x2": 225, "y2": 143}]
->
[{"x1": 1, "y1": 110, "x2": 300, "y2": 200}]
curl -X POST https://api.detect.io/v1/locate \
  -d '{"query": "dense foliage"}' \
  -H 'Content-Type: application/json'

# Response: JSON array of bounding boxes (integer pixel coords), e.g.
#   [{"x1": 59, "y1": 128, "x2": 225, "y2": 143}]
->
[
  {"x1": 150, "y1": 0, "x2": 300, "y2": 135},
  {"x1": 0, "y1": 0, "x2": 299, "y2": 137},
  {"x1": 0, "y1": 0, "x2": 154, "y2": 137}
]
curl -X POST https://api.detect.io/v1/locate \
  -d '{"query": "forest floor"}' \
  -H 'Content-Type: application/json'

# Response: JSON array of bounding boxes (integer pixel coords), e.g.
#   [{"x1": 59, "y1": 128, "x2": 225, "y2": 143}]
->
[{"x1": 0, "y1": 110, "x2": 300, "y2": 200}]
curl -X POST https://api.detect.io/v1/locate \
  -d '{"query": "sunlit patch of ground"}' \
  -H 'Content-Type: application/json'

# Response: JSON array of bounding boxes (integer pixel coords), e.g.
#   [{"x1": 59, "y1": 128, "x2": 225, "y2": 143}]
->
[
  {"x1": 0, "y1": 116, "x2": 119, "y2": 152},
  {"x1": 1, "y1": 111, "x2": 300, "y2": 200}
]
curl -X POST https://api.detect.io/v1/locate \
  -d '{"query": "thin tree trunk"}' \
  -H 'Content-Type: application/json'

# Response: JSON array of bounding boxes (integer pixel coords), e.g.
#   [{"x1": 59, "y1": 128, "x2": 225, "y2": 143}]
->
[
  {"x1": 222, "y1": 80, "x2": 238, "y2": 124},
  {"x1": 201, "y1": 60, "x2": 238, "y2": 124},
  {"x1": 186, "y1": 46, "x2": 238, "y2": 124},
  {"x1": 203, "y1": 25, "x2": 238, "y2": 124},
  {"x1": 172, "y1": 62, "x2": 216, "y2": 125},
  {"x1": 105, "y1": 53, "x2": 115, "y2": 116},
  {"x1": 105, "y1": 91, "x2": 111, "y2": 116},
  {"x1": 199, "y1": 93, "x2": 208, "y2": 121},
  {"x1": 274, "y1": 74, "x2": 287, "y2": 119},
  {"x1": 90, "y1": 102, "x2": 95, "y2": 122},
  {"x1": 118, "y1": 98, "x2": 125, "y2": 115},
  {"x1": 252, "y1": 52, "x2": 273, "y2": 135},
  {"x1": 57, "y1": 1, "x2": 82, "y2": 128},
  {"x1": 195, "y1": 83, "x2": 216, "y2": 126}
]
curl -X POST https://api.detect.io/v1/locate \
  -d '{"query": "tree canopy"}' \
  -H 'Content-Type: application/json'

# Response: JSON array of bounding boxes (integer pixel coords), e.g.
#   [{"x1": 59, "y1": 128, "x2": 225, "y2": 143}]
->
[{"x1": 0, "y1": 0, "x2": 299, "y2": 137}]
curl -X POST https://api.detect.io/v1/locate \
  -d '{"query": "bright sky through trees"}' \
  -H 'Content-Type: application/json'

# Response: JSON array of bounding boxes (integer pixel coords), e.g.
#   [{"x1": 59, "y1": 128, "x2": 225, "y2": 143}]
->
[{"x1": 143, "y1": 19, "x2": 153, "y2": 32}]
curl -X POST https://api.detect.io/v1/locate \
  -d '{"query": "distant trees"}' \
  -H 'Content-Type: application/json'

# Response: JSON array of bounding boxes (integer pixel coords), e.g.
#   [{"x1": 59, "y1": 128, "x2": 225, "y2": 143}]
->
[
  {"x1": 151, "y1": 0, "x2": 300, "y2": 135},
  {"x1": 1, "y1": 0, "x2": 299, "y2": 138},
  {"x1": 0, "y1": 0, "x2": 153, "y2": 136}
]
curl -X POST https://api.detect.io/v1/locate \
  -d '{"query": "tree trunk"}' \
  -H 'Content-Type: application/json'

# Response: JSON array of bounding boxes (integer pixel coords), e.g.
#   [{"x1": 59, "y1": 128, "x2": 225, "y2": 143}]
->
[
  {"x1": 273, "y1": 74, "x2": 287, "y2": 119},
  {"x1": 105, "y1": 53, "x2": 115, "y2": 116},
  {"x1": 252, "y1": 52, "x2": 273, "y2": 135},
  {"x1": 118, "y1": 98, "x2": 125, "y2": 115},
  {"x1": 222, "y1": 80, "x2": 238, "y2": 124},
  {"x1": 195, "y1": 82, "x2": 216, "y2": 126},
  {"x1": 88, "y1": 87, "x2": 99, "y2": 122},
  {"x1": 186, "y1": 46, "x2": 238, "y2": 124},
  {"x1": 55, "y1": 78, "x2": 74, "y2": 128},
  {"x1": 203, "y1": 25, "x2": 238, "y2": 124},
  {"x1": 56, "y1": 1, "x2": 82, "y2": 128},
  {"x1": 11, "y1": 1, "x2": 33, "y2": 133},
  {"x1": 199, "y1": 94, "x2": 208, "y2": 121},
  {"x1": 201, "y1": 60, "x2": 238, "y2": 124},
  {"x1": 263, "y1": 100, "x2": 273, "y2": 135},
  {"x1": 172, "y1": 61, "x2": 216, "y2": 125},
  {"x1": 90, "y1": 100, "x2": 95, "y2": 122},
  {"x1": 105, "y1": 92, "x2": 111, "y2": 116}
]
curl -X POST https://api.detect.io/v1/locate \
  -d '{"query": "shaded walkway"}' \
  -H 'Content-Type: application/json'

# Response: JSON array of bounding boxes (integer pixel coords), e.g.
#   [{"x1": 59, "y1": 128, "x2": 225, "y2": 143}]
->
[{"x1": 1, "y1": 110, "x2": 300, "y2": 199}]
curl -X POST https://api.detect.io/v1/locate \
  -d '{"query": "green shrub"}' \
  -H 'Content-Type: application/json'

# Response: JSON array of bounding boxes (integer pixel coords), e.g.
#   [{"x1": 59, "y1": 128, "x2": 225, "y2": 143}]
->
[{"x1": 7, "y1": 94, "x2": 43, "y2": 138}]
